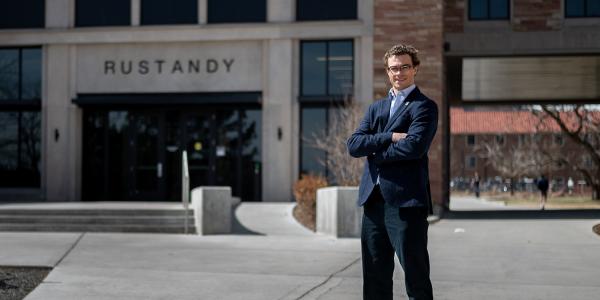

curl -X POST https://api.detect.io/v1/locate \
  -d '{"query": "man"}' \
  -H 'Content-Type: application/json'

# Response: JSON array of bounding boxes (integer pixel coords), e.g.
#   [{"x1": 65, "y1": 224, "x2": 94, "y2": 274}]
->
[
  {"x1": 347, "y1": 44, "x2": 438, "y2": 300},
  {"x1": 536, "y1": 175, "x2": 549, "y2": 210}
]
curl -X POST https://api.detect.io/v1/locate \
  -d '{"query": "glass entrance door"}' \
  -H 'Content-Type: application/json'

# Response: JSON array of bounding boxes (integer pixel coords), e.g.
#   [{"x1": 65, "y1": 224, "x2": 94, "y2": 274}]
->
[
  {"x1": 83, "y1": 107, "x2": 262, "y2": 202},
  {"x1": 129, "y1": 112, "x2": 165, "y2": 200}
]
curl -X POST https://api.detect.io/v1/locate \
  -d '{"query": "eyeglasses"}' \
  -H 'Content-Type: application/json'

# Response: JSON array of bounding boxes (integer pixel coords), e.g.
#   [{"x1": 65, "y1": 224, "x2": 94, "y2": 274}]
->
[{"x1": 387, "y1": 64, "x2": 413, "y2": 74}]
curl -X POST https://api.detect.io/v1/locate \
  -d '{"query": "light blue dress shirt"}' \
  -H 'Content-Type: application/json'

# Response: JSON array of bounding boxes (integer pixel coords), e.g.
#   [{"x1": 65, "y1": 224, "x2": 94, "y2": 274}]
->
[{"x1": 377, "y1": 84, "x2": 416, "y2": 185}]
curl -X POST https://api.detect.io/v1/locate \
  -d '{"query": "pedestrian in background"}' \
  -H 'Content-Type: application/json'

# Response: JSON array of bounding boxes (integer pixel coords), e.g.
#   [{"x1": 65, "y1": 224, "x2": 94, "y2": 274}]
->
[{"x1": 536, "y1": 175, "x2": 549, "y2": 210}]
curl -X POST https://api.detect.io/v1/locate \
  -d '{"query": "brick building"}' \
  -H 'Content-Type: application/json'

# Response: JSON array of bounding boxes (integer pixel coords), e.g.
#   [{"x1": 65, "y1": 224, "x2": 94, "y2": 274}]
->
[
  {"x1": 0, "y1": 1, "x2": 598, "y2": 212},
  {"x1": 450, "y1": 107, "x2": 597, "y2": 194}
]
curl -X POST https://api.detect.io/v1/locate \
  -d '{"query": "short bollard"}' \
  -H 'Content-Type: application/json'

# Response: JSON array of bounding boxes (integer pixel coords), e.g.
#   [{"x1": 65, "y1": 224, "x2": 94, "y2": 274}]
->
[
  {"x1": 316, "y1": 186, "x2": 362, "y2": 238},
  {"x1": 191, "y1": 186, "x2": 235, "y2": 235}
]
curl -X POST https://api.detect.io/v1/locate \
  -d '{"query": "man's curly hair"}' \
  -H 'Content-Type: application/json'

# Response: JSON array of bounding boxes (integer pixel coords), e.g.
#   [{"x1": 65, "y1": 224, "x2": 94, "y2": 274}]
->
[{"x1": 383, "y1": 44, "x2": 420, "y2": 68}]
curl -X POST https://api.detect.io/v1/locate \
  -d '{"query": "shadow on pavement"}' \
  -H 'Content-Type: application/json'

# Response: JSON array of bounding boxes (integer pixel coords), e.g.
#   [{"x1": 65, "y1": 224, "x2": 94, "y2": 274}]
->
[
  {"x1": 443, "y1": 209, "x2": 600, "y2": 220},
  {"x1": 230, "y1": 203, "x2": 266, "y2": 235}
]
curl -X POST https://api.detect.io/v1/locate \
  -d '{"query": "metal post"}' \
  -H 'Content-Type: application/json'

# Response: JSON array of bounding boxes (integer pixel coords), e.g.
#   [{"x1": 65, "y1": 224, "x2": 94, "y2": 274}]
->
[{"x1": 182, "y1": 151, "x2": 190, "y2": 234}]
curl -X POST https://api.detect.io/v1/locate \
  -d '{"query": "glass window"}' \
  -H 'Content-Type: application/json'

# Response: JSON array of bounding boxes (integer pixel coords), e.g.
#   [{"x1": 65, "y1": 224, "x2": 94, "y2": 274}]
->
[
  {"x1": 495, "y1": 135, "x2": 505, "y2": 145},
  {"x1": 0, "y1": 111, "x2": 41, "y2": 187},
  {"x1": 141, "y1": 0, "x2": 198, "y2": 25},
  {"x1": 467, "y1": 135, "x2": 476, "y2": 146},
  {"x1": 0, "y1": 49, "x2": 19, "y2": 100},
  {"x1": 75, "y1": 0, "x2": 131, "y2": 27},
  {"x1": 466, "y1": 155, "x2": 477, "y2": 169},
  {"x1": 328, "y1": 41, "x2": 354, "y2": 95},
  {"x1": 566, "y1": 0, "x2": 600, "y2": 17},
  {"x1": 0, "y1": 47, "x2": 42, "y2": 187},
  {"x1": 208, "y1": 0, "x2": 266, "y2": 23},
  {"x1": 301, "y1": 42, "x2": 327, "y2": 96},
  {"x1": 297, "y1": 0, "x2": 357, "y2": 21},
  {"x1": 301, "y1": 107, "x2": 327, "y2": 176},
  {"x1": 301, "y1": 40, "x2": 354, "y2": 97},
  {"x1": 0, "y1": 0, "x2": 44, "y2": 29},
  {"x1": 21, "y1": 48, "x2": 42, "y2": 100},
  {"x1": 469, "y1": 0, "x2": 509, "y2": 20},
  {"x1": 0, "y1": 48, "x2": 42, "y2": 101},
  {"x1": 553, "y1": 134, "x2": 565, "y2": 146}
]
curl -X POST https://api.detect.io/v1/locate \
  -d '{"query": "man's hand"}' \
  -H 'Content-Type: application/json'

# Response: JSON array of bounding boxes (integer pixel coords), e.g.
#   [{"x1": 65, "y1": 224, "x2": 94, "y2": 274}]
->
[{"x1": 392, "y1": 132, "x2": 407, "y2": 142}]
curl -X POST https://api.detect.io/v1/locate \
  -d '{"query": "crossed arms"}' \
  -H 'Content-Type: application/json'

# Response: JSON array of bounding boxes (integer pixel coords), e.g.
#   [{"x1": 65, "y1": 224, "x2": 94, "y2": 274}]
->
[{"x1": 347, "y1": 100, "x2": 438, "y2": 163}]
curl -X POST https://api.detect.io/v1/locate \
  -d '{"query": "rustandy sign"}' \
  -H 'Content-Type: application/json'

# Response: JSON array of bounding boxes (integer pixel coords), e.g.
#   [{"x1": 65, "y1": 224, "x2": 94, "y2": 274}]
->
[
  {"x1": 77, "y1": 42, "x2": 262, "y2": 93},
  {"x1": 103, "y1": 59, "x2": 235, "y2": 75}
]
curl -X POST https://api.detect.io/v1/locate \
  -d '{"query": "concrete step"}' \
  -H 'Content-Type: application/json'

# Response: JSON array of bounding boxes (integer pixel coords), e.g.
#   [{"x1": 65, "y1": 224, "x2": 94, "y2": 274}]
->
[
  {"x1": 0, "y1": 223, "x2": 196, "y2": 234},
  {"x1": 0, "y1": 209, "x2": 190, "y2": 217},
  {"x1": 0, "y1": 203, "x2": 196, "y2": 233},
  {"x1": 0, "y1": 215, "x2": 194, "y2": 225}
]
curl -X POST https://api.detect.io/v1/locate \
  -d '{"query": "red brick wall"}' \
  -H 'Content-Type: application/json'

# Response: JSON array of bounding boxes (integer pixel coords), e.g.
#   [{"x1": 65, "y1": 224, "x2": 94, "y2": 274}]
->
[
  {"x1": 444, "y1": 0, "x2": 465, "y2": 33},
  {"x1": 513, "y1": 0, "x2": 562, "y2": 31},
  {"x1": 374, "y1": 0, "x2": 446, "y2": 208}
]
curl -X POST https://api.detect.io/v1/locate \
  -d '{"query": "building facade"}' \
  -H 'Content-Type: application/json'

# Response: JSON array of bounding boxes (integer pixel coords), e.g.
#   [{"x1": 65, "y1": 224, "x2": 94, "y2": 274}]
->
[
  {"x1": 1, "y1": 0, "x2": 598, "y2": 210},
  {"x1": 0, "y1": 0, "x2": 387, "y2": 204}
]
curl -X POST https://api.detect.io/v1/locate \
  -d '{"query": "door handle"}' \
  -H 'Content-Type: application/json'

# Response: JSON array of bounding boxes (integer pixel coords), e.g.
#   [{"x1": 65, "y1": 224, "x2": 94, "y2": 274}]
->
[{"x1": 157, "y1": 162, "x2": 163, "y2": 178}]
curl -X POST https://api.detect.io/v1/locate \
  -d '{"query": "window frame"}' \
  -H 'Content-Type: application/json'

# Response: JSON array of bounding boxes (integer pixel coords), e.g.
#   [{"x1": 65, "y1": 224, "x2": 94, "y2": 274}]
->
[
  {"x1": 466, "y1": 155, "x2": 477, "y2": 169},
  {"x1": 468, "y1": 0, "x2": 511, "y2": 21},
  {"x1": 466, "y1": 134, "x2": 476, "y2": 147},
  {"x1": 299, "y1": 102, "x2": 347, "y2": 181},
  {"x1": 565, "y1": 0, "x2": 600, "y2": 18},
  {"x1": 0, "y1": 0, "x2": 45, "y2": 29},
  {"x1": 140, "y1": 0, "x2": 199, "y2": 25},
  {"x1": 0, "y1": 46, "x2": 42, "y2": 107},
  {"x1": 207, "y1": 0, "x2": 267, "y2": 24},
  {"x1": 299, "y1": 39, "x2": 355, "y2": 101},
  {"x1": 75, "y1": 0, "x2": 131, "y2": 28},
  {"x1": 296, "y1": 0, "x2": 358, "y2": 21},
  {"x1": 0, "y1": 46, "x2": 42, "y2": 188}
]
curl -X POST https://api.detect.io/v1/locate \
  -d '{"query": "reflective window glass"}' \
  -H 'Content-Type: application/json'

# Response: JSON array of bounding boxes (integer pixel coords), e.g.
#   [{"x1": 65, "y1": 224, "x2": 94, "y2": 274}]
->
[
  {"x1": 0, "y1": 111, "x2": 41, "y2": 187},
  {"x1": 297, "y1": 0, "x2": 357, "y2": 21},
  {"x1": 301, "y1": 42, "x2": 327, "y2": 96},
  {"x1": 301, "y1": 107, "x2": 327, "y2": 176},
  {"x1": 469, "y1": 0, "x2": 488, "y2": 20},
  {"x1": 566, "y1": 0, "x2": 585, "y2": 17},
  {"x1": 328, "y1": 41, "x2": 353, "y2": 96},
  {"x1": 588, "y1": 0, "x2": 600, "y2": 16},
  {"x1": 141, "y1": 0, "x2": 198, "y2": 25},
  {"x1": 76, "y1": 0, "x2": 130, "y2": 27},
  {"x1": 0, "y1": 0, "x2": 44, "y2": 29},
  {"x1": 0, "y1": 49, "x2": 19, "y2": 100},
  {"x1": 301, "y1": 40, "x2": 354, "y2": 97},
  {"x1": 489, "y1": 0, "x2": 509, "y2": 19},
  {"x1": 208, "y1": 0, "x2": 266, "y2": 23},
  {"x1": 21, "y1": 48, "x2": 42, "y2": 100},
  {"x1": 469, "y1": 0, "x2": 509, "y2": 20}
]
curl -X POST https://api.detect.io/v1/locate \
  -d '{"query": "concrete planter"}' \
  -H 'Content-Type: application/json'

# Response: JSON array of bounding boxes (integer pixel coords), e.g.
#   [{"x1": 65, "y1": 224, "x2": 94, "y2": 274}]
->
[
  {"x1": 191, "y1": 186, "x2": 236, "y2": 235},
  {"x1": 316, "y1": 186, "x2": 362, "y2": 238}
]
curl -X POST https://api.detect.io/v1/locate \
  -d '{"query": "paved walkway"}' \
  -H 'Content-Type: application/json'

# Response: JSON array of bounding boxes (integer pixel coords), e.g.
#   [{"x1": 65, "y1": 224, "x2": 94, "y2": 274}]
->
[{"x1": 0, "y1": 200, "x2": 599, "y2": 299}]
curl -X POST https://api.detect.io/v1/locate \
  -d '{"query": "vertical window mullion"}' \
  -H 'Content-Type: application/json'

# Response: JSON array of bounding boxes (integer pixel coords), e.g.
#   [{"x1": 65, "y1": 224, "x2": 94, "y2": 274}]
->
[
  {"x1": 18, "y1": 49, "x2": 22, "y2": 100},
  {"x1": 585, "y1": 0, "x2": 589, "y2": 16},
  {"x1": 17, "y1": 112, "x2": 22, "y2": 170},
  {"x1": 325, "y1": 42, "x2": 330, "y2": 96}
]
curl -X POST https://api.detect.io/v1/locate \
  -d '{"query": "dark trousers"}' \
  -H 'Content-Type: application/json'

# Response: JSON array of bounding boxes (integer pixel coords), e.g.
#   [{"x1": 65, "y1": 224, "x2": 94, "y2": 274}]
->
[{"x1": 361, "y1": 186, "x2": 433, "y2": 300}]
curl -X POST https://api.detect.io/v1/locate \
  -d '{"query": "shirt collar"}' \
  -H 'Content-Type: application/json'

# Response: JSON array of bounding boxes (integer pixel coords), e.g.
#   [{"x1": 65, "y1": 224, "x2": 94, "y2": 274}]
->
[{"x1": 389, "y1": 84, "x2": 416, "y2": 99}]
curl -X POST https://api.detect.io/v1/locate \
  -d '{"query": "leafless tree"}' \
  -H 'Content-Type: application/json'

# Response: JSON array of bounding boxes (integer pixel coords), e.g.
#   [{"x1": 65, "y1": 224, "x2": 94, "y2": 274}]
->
[
  {"x1": 531, "y1": 105, "x2": 600, "y2": 200},
  {"x1": 475, "y1": 136, "x2": 546, "y2": 195},
  {"x1": 308, "y1": 100, "x2": 365, "y2": 186}
]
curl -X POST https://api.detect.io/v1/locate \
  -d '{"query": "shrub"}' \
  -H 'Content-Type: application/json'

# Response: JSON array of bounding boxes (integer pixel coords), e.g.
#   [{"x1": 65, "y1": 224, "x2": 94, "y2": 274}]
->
[{"x1": 292, "y1": 174, "x2": 328, "y2": 231}]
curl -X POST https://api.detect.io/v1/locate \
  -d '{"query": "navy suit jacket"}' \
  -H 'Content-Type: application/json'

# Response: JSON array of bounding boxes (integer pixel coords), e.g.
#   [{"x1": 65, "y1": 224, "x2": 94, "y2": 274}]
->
[{"x1": 347, "y1": 87, "x2": 438, "y2": 213}]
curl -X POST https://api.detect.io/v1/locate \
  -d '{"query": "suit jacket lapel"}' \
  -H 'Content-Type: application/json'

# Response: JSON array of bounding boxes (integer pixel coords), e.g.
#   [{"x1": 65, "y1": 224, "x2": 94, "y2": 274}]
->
[{"x1": 383, "y1": 87, "x2": 420, "y2": 132}]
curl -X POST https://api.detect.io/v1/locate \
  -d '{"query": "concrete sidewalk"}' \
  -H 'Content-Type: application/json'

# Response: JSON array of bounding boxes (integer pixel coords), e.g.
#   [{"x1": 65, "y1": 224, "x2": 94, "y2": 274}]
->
[{"x1": 1, "y1": 203, "x2": 599, "y2": 299}]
